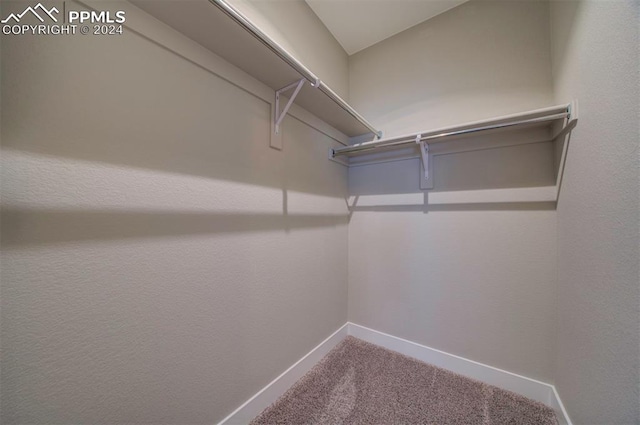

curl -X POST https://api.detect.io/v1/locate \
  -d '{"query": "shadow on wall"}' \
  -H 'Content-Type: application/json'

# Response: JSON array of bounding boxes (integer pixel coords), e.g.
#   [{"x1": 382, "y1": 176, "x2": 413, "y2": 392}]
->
[
  {"x1": 1, "y1": 16, "x2": 350, "y2": 247},
  {"x1": 1, "y1": 17, "x2": 346, "y2": 198},
  {"x1": 1, "y1": 209, "x2": 349, "y2": 247}
]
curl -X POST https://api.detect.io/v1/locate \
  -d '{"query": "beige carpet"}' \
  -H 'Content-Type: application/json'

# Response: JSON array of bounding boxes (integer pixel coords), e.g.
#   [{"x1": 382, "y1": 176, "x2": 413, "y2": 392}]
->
[{"x1": 251, "y1": 336, "x2": 557, "y2": 424}]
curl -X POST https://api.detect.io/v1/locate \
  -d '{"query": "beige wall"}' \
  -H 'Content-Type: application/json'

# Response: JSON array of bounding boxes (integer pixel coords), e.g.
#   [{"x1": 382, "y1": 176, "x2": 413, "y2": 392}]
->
[
  {"x1": 227, "y1": 0, "x2": 350, "y2": 100},
  {"x1": 0, "y1": 2, "x2": 348, "y2": 423},
  {"x1": 2, "y1": 0, "x2": 638, "y2": 423},
  {"x1": 347, "y1": 0, "x2": 559, "y2": 382},
  {"x1": 550, "y1": 1, "x2": 640, "y2": 423},
  {"x1": 349, "y1": 0, "x2": 554, "y2": 138}
]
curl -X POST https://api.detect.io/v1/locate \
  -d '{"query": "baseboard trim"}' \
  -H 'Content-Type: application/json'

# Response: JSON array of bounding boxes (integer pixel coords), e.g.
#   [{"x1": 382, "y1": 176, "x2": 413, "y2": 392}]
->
[
  {"x1": 217, "y1": 323, "x2": 348, "y2": 425},
  {"x1": 348, "y1": 322, "x2": 572, "y2": 425},
  {"x1": 550, "y1": 386, "x2": 573, "y2": 425},
  {"x1": 219, "y1": 322, "x2": 571, "y2": 425}
]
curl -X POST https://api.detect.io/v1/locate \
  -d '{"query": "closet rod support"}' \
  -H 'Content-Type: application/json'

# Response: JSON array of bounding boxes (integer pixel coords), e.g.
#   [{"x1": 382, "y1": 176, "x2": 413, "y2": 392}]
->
[
  {"x1": 275, "y1": 78, "x2": 306, "y2": 135},
  {"x1": 416, "y1": 134, "x2": 429, "y2": 179}
]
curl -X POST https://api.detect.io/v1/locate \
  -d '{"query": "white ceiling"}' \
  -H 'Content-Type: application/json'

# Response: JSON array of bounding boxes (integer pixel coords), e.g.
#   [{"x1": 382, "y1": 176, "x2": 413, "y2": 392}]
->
[{"x1": 305, "y1": 0, "x2": 470, "y2": 55}]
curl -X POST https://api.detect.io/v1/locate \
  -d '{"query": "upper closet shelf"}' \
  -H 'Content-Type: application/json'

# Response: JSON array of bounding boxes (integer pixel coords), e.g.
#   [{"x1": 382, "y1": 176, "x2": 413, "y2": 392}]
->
[{"x1": 130, "y1": 0, "x2": 380, "y2": 138}]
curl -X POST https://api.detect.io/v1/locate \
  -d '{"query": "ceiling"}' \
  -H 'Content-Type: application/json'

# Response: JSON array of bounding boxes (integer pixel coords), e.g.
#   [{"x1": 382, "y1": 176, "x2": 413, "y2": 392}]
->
[{"x1": 305, "y1": 0, "x2": 469, "y2": 55}]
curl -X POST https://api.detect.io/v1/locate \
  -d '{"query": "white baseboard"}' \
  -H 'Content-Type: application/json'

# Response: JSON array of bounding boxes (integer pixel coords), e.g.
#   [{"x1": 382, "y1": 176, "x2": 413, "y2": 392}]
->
[
  {"x1": 218, "y1": 323, "x2": 348, "y2": 425},
  {"x1": 549, "y1": 386, "x2": 573, "y2": 425},
  {"x1": 348, "y1": 322, "x2": 572, "y2": 425},
  {"x1": 218, "y1": 322, "x2": 571, "y2": 425}
]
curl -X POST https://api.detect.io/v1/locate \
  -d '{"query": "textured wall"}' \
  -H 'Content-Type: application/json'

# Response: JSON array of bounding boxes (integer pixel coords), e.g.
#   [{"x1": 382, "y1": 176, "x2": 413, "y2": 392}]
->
[
  {"x1": 0, "y1": 2, "x2": 348, "y2": 423},
  {"x1": 349, "y1": 0, "x2": 554, "y2": 138},
  {"x1": 227, "y1": 0, "x2": 350, "y2": 100},
  {"x1": 348, "y1": 204, "x2": 558, "y2": 381},
  {"x1": 550, "y1": 1, "x2": 640, "y2": 423},
  {"x1": 347, "y1": 0, "x2": 559, "y2": 382}
]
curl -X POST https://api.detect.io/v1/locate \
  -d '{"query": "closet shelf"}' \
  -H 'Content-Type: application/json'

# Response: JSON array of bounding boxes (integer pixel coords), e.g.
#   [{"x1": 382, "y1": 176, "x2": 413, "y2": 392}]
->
[
  {"x1": 332, "y1": 104, "x2": 575, "y2": 159},
  {"x1": 130, "y1": 0, "x2": 380, "y2": 138},
  {"x1": 341, "y1": 104, "x2": 578, "y2": 202}
]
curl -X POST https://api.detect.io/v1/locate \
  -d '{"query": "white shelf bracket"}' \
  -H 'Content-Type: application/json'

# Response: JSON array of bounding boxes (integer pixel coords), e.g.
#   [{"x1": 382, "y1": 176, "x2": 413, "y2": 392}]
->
[
  {"x1": 416, "y1": 134, "x2": 429, "y2": 180},
  {"x1": 275, "y1": 78, "x2": 306, "y2": 135}
]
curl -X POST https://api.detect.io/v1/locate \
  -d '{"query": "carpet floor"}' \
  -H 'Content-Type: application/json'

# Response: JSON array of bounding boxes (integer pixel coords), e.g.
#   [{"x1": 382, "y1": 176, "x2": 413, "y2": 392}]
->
[{"x1": 251, "y1": 336, "x2": 557, "y2": 424}]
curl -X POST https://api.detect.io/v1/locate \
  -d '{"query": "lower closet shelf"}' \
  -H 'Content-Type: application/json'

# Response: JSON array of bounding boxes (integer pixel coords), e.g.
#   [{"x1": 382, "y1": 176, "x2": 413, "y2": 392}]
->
[{"x1": 348, "y1": 186, "x2": 558, "y2": 209}]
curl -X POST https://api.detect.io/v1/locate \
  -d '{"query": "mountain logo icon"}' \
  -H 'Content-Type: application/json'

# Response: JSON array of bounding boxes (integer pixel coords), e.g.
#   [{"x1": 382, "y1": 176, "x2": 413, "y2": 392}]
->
[{"x1": 1, "y1": 3, "x2": 59, "y2": 24}]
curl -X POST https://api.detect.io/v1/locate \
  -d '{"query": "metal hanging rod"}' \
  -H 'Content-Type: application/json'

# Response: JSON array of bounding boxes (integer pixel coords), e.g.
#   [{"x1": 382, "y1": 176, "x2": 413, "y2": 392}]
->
[
  {"x1": 332, "y1": 106, "x2": 571, "y2": 158},
  {"x1": 209, "y1": 0, "x2": 382, "y2": 138}
]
